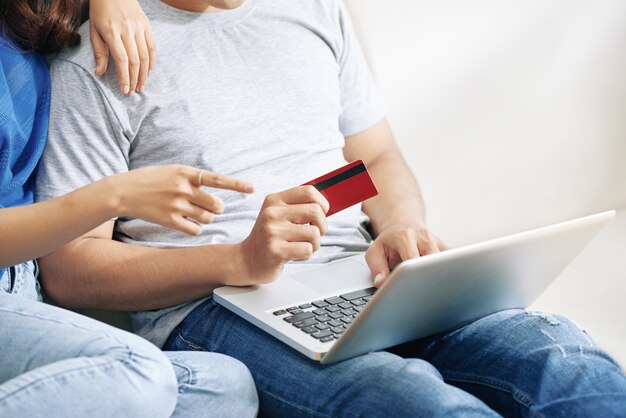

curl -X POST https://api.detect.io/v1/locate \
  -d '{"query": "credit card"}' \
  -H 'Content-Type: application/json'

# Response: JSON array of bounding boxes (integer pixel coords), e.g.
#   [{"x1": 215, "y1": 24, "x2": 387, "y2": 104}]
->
[{"x1": 302, "y1": 160, "x2": 378, "y2": 216}]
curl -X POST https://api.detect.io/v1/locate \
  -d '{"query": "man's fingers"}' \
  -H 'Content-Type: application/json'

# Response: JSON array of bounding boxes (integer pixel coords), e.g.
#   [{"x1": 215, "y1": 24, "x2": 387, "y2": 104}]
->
[
  {"x1": 135, "y1": 32, "x2": 150, "y2": 92},
  {"x1": 365, "y1": 245, "x2": 391, "y2": 288},
  {"x1": 415, "y1": 229, "x2": 441, "y2": 256},
  {"x1": 281, "y1": 241, "x2": 314, "y2": 262},
  {"x1": 197, "y1": 171, "x2": 254, "y2": 193},
  {"x1": 397, "y1": 243, "x2": 420, "y2": 264},
  {"x1": 417, "y1": 239, "x2": 440, "y2": 256},
  {"x1": 282, "y1": 224, "x2": 321, "y2": 252},
  {"x1": 90, "y1": 26, "x2": 109, "y2": 76},
  {"x1": 284, "y1": 204, "x2": 327, "y2": 235},
  {"x1": 437, "y1": 239, "x2": 449, "y2": 252},
  {"x1": 121, "y1": 32, "x2": 140, "y2": 95},
  {"x1": 392, "y1": 236, "x2": 420, "y2": 272},
  {"x1": 278, "y1": 186, "x2": 330, "y2": 215}
]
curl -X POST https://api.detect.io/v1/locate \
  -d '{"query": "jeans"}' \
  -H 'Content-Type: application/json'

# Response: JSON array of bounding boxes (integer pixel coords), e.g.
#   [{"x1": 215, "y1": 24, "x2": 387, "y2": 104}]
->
[
  {"x1": 0, "y1": 264, "x2": 258, "y2": 418},
  {"x1": 0, "y1": 261, "x2": 40, "y2": 301},
  {"x1": 165, "y1": 297, "x2": 626, "y2": 418}
]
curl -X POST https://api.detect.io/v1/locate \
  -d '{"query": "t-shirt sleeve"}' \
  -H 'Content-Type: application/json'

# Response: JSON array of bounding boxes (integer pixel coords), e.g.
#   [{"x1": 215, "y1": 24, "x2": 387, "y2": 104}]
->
[
  {"x1": 35, "y1": 59, "x2": 129, "y2": 202},
  {"x1": 336, "y1": 3, "x2": 387, "y2": 137}
]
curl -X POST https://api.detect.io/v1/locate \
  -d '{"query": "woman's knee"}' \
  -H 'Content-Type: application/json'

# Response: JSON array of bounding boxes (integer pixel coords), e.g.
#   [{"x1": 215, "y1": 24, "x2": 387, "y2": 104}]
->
[
  {"x1": 165, "y1": 351, "x2": 259, "y2": 417},
  {"x1": 213, "y1": 354, "x2": 257, "y2": 404},
  {"x1": 113, "y1": 341, "x2": 179, "y2": 418}
]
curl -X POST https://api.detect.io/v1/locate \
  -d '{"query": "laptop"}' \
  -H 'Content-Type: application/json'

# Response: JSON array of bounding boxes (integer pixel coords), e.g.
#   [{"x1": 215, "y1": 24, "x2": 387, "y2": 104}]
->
[{"x1": 214, "y1": 210, "x2": 614, "y2": 364}]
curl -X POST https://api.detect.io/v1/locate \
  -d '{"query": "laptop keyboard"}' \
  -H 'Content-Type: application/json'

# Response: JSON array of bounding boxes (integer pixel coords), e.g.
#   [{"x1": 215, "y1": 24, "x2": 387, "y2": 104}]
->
[{"x1": 272, "y1": 287, "x2": 377, "y2": 343}]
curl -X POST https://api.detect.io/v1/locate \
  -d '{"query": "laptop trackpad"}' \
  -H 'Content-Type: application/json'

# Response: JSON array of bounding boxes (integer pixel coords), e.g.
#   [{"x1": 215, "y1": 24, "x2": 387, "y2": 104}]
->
[{"x1": 289, "y1": 260, "x2": 373, "y2": 294}]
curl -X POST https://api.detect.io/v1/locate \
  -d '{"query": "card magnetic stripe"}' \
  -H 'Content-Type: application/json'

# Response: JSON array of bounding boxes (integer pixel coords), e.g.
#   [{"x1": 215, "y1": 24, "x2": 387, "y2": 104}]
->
[{"x1": 312, "y1": 163, "x2": 367, "y2": 191}]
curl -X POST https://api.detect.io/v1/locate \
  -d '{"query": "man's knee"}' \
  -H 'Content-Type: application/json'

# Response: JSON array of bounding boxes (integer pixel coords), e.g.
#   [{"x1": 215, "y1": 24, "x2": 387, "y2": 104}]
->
[
  {"x1": 468, "y1": 309, "x2": 588, "y2": 344},
  {"x1": 471, "y1": 309, "x2": 621, "y2": 368},
  {"x1": 325, "y1": 353, "x2": 493, "y2": 416}
]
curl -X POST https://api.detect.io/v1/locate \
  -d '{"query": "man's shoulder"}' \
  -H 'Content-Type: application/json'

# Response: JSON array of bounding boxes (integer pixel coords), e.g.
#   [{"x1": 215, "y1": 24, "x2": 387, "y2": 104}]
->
[
  {"x1": 53, "y1": 23, "x2": 96, "y2": 75},
  {"x1": 49, "y1": 23, "x2": 123, "y2": 105}
]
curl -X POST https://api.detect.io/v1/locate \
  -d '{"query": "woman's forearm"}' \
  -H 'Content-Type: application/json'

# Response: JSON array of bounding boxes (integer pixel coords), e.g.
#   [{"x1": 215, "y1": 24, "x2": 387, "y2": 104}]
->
[{"x1": 0, "y1": 179, "x2": 118, "y2": 268}]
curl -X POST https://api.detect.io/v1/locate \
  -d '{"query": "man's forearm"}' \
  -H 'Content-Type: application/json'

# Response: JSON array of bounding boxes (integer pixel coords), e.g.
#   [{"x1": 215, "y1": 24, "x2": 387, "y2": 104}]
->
[
  {"x1": 40, "y1": 239, "x2": 243, "y2": 311},
  {"x1": 346, "y1": 118, "x2": 443, "y2": 281},
  {"x1": 362, "y1": 150, "x2": 426, "y2": 237}
]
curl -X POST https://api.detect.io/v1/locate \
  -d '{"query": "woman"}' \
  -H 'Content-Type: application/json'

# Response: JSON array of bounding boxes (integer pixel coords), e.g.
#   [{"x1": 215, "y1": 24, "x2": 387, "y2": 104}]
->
[{"x1": 0, "y1": 0, "x2": 258, "y2": 417}]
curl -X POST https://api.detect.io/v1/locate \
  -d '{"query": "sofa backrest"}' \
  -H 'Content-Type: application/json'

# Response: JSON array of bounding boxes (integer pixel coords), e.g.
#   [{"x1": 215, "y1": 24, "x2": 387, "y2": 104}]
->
[{"x1": 345, "y1": 0, "x2": 626, "y2": 246}]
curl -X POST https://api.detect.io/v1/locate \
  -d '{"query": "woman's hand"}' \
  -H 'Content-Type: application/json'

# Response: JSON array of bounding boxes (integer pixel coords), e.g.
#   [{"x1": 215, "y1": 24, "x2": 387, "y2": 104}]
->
[
  {"x1": 89, "y1": 0, "x2": 156, "y2": 95},
  {"x1": 108, "y1": 165, "x2": 254, "y2": 236}
]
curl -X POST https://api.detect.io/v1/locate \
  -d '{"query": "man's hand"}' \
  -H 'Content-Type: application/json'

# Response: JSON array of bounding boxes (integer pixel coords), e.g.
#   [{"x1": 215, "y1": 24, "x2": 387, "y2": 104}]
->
[
  {"x1": 235, "y1": 186, "x2": 330, "y2": 285},
  {"x1": 365, "y1": 223, "x2": 447, "y2": 288}
]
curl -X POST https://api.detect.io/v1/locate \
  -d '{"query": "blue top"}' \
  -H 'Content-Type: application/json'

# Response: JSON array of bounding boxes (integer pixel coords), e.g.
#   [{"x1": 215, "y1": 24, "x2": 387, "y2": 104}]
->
[{"x1": 0, "y1": 32, "x2": 50, "y2": 277}]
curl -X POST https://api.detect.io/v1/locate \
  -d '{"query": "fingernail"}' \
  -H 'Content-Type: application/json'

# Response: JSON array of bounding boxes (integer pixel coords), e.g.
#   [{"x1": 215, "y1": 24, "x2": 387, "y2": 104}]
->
[
  {"x1": 136, "y1": 85, "x2": 143, "y2": 93},
  {"x1": 122, "y1": 85, "x2": 130, "y2": 95},
  {"x1": 374, "y1": 273, "x2": 383, "y2": 287},
  {"x1": 245, "y1": 184, "x2": 254, "y2": 193}
]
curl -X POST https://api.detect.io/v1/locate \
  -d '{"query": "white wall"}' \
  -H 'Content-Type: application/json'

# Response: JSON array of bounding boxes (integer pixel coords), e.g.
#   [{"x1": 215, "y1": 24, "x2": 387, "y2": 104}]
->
[{"x1": 345, "y1": 0, "x2": 626, "y2": 247}]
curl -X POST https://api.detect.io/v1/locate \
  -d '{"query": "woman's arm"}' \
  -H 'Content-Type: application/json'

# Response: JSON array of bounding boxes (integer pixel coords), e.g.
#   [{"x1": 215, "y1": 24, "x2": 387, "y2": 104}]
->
[{"x1": 0, "y1": 165, "x2": 253, "y2": 268}]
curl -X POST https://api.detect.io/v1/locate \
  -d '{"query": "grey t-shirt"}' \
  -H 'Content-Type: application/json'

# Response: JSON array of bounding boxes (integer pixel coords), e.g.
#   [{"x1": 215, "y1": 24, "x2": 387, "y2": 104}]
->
[{"x1": 36, "y1": 0, "x2": 386, "y2": 347}]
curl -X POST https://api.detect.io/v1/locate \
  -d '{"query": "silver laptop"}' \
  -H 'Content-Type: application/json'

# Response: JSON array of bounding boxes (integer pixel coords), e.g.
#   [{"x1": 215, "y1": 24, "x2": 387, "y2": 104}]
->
[{"x1": 214, "y1": 210, "x2": 614, "y2": 364}]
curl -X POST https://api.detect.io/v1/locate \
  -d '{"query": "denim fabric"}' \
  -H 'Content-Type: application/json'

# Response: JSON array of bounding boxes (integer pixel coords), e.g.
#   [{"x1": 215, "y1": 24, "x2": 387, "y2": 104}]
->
[
  {"x1": 165, "y1": 297, "x2": 626, "y2": 418},
  {"x1": 166, "y1": 351, "x2": 258, "y2": 418},
  {"x1": 0, "y1": 267, "x2": 9, "y2": 292},
  {"x1": 0, "y1": 270, "x2": 259, "y2": 417},
  {"x1": 0, "y1": 291, "x2": 178, "y2": 417},
  {"x1": 0, "y1": 261, "x2": 41, "y2": 301}
]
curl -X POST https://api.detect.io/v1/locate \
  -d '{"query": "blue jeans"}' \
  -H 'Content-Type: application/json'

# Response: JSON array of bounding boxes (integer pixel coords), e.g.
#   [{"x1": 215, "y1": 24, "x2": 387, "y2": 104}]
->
[
  {"x1": 165, "y1": 297, "x2": 626, "y2": 417},
  {"x1": 0, "y1": 263, "x2": 259, "y2": 417}
]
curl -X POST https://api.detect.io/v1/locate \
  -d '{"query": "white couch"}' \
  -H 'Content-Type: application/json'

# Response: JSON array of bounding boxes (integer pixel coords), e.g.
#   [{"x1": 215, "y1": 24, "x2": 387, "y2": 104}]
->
[
  {"x1": 77, "y1": 1, "x2": 625, "y2": 369},
  {"x1": 345, "y1": 0, "x2": 626, "y2": 367}
]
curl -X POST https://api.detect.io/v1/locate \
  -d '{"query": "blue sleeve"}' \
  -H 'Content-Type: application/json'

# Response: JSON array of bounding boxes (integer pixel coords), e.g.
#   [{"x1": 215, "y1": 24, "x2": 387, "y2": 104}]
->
[
  {"x1": 0, "y1": 58, "x2": 18, "y2": 207},
  {"x1": 0, "y1": 49, "x2": 49, "y2": 209}
]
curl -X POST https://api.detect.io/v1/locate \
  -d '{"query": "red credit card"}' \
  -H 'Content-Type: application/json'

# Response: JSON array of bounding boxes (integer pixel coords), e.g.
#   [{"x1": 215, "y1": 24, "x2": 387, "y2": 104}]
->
[{"x1": 302, "y1": 160, "x2": 378, "y2": 216}]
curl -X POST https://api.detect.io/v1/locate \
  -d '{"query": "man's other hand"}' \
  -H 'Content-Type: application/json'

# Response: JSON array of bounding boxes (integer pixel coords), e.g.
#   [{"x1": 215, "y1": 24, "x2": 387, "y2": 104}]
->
[
  {"x1": 236, "y1": 186, "x2": 330, "y2": 285},
  {"x1": 365, "y1": 224, "x2": 447, "y2": 288}
]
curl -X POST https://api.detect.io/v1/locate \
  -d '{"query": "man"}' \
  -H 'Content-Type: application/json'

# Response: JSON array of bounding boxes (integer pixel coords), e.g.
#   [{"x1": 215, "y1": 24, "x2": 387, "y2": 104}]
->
[{"x1": 36, "y1": 0, "x2": 626, "y2": 416}]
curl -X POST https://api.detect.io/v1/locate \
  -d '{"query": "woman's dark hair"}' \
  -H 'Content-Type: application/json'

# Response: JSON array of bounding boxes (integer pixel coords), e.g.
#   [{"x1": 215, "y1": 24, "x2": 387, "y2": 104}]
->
[{"x1": 0, "y1": 0, "x2": 82, "y2": 54}]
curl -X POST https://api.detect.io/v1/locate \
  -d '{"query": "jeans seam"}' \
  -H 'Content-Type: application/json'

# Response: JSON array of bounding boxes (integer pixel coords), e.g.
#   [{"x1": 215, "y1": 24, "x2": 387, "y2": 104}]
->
[
  {"x1": 176, "y1": 332, "x2": 207, "y2": 352},
  {"x1": 258, "y1": 386, "x2": 334, "y2": 418},
  {"x1": 441, "y1": 370, "x2": 546, "y2": 418},
  {"x1": 0, "y1": 305, "x2": 134, "y2": 357},
  {"x1": 173, "y1": 327, "x2": 331, "y2": 418},
  {"x1": 0, "y1": 355, "x2": 135, "y2": 403},
  {"x1": 167, "y1": 356, "x2": 197, "y2": 394}
]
